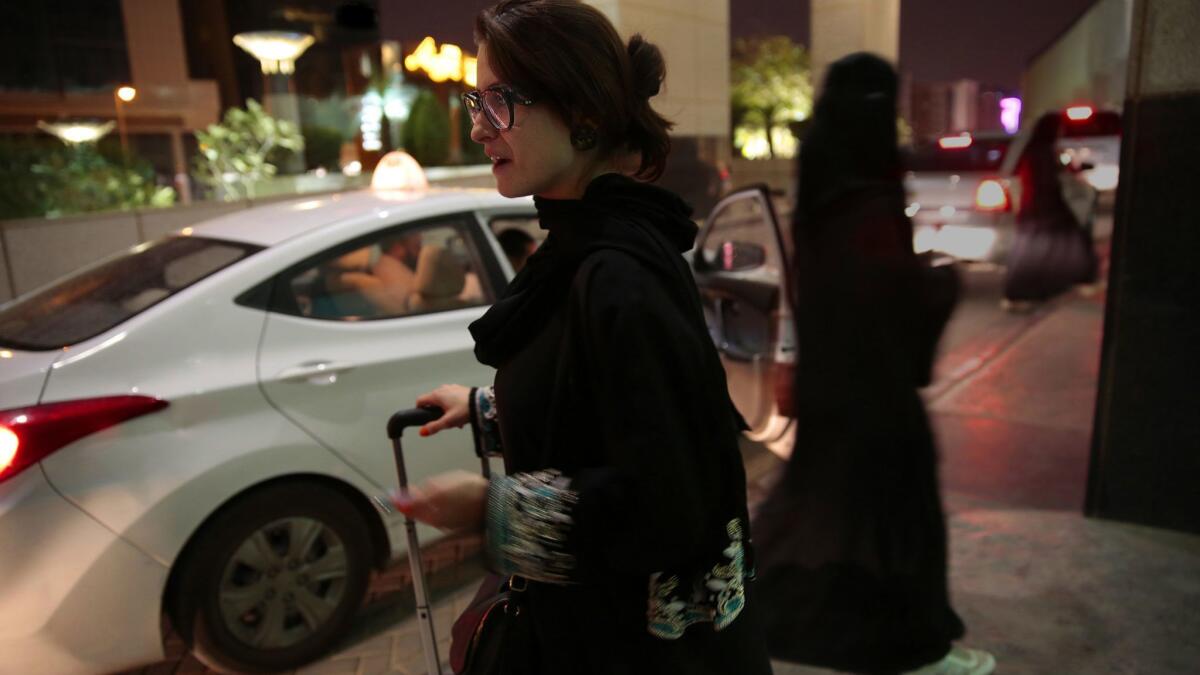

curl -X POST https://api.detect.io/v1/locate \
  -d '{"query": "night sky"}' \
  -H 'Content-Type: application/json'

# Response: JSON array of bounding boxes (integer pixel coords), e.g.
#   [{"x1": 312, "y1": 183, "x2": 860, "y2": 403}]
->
[{"x1": 383, "y1": 0, "x2": 1098, "y2": 91}]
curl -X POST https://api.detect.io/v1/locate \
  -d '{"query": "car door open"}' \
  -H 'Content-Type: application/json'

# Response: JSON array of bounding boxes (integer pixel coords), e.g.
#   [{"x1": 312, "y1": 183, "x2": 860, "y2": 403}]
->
[{"x1": 693, "y1": 185, "x2": 794, "y2": 449}]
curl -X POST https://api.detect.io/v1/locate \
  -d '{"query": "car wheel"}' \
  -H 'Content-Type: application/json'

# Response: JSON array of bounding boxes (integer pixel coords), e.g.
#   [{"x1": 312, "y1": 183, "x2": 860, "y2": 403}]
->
[{"x1": 172, "y1": 482, "x2": 373, "y2": 673}]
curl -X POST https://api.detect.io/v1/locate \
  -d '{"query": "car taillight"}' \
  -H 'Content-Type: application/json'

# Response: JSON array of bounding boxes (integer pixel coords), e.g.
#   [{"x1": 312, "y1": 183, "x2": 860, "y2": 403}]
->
[
  {"x1": 975, "y1": 179, "x2": 1009, "y2": 211},
  {"x1": 938, "y1": 133, "x2": 973, "y2": 149},
  {"x1": 0, "y1": 396, "x2": 168, "y2": 484},
  {"x1": 1066, "y1": 105, "x2": 1094, "y2": 121}
]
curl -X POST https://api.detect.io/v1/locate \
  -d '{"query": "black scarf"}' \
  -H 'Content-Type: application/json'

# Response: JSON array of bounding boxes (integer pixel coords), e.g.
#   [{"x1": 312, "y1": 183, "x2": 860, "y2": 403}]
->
[{"x1": 469, "y1": 173, "x2": 698, "y2": 367}]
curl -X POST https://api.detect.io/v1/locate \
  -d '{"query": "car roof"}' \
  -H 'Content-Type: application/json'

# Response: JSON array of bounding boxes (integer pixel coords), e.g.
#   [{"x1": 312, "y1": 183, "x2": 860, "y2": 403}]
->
[{"x1": 191, "y1": 188, "x2": 533, "y2": 247}]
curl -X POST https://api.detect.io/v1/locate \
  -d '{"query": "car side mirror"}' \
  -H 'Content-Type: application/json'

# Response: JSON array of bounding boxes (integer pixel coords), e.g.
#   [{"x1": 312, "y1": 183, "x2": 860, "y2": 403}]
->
[{"x1": 702, "y1": 240, "x2": 767, "y2": 271}]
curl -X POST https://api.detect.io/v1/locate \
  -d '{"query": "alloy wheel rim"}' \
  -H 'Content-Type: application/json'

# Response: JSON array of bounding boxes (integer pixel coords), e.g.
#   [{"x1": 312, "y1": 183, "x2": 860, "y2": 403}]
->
[{"x1": 217, "y1": 516, "x2": 350, "y2": 649}]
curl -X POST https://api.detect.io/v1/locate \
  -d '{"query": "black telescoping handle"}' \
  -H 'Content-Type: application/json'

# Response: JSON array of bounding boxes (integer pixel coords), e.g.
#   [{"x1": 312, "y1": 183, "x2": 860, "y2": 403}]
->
[{"x1": 387, "y1": 405, "x2": 444, "y2": 440}]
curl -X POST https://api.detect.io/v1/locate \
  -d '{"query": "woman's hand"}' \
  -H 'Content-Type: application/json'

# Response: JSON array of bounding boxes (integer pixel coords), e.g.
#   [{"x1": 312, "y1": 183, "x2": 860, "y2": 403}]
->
[
  {"x1": 393, "y1": 470, "x2": 488, "y2": 531},
  {"x1": 415, "y1": 384, "x2": 471, "y2": 436}
]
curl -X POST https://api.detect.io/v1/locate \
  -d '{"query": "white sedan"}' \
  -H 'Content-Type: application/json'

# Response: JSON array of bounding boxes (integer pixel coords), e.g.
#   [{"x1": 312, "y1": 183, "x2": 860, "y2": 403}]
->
[{"x1": 0, "y1": 186, "x2": 535, "y2": 674}]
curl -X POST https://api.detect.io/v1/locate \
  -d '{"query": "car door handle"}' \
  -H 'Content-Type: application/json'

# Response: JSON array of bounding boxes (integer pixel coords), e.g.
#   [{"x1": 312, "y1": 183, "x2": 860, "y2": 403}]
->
[{"x1": 276, "y1": 360, "x2": 356, "y2": 385}]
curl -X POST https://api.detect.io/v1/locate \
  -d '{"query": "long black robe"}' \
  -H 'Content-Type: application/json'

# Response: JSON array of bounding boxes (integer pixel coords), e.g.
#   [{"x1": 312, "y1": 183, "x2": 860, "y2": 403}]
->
[
  {"x1": 468, "y1": 174, "x2": 772, "y2": 675},
  {"x1": 750, "y1": 53, "x2": 965, "y2": 674},
  {"x1": 1003, "y1": 116, "x2": 1098, "y2": 301}
]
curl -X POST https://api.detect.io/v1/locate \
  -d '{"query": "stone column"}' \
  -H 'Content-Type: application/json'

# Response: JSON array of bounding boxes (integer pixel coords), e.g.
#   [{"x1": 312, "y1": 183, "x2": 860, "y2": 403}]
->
[
  {"x1": 1087, "y1": 0, "x2": 1200, "y2": 534},
  {"x1": 586, "y1": 0, "x2": 729, "y2": 216},
  {"x1": 810, "y1": 0, "x2": 900, "y2": 90}
]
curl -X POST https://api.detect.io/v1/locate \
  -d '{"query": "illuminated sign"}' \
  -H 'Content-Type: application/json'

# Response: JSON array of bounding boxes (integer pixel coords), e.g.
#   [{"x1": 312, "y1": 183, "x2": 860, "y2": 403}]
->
[
  {"x1": 1000, "y1": 97, "x2": 1021, "y2": 134},
  {"x1": 405, "y1": 36, "x2": 478, "y2": 87}
]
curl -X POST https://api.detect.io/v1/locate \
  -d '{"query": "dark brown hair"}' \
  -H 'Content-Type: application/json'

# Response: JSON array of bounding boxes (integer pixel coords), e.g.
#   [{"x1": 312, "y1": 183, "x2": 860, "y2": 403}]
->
[{"x1": 474, "y1": 0, "x2": 673, "y2": 181}]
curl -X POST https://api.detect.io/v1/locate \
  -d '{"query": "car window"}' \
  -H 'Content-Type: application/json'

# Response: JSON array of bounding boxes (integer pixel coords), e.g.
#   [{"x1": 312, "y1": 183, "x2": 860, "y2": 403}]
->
[
  {"x1": 0, "y1": 236, "x2": 260, "y2": 351},
  {"x1": 904, "y1": 137, "x2": 1013, "y2": 172},
  {"x1": 489, "y1": 215, "x2": 545, "y2": 245},
  {"x1": 280, "y1": 217, "x2": 494, "y2": 322}
]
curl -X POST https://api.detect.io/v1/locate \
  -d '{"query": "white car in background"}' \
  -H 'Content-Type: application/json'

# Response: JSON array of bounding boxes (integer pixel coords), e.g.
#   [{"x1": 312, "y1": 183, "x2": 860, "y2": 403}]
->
[
  {"x1": 903, "y1": 109, "x2": 1105, "y2": 264},
  {"x1": 0, "y1": 185, "x2": 536, "y2": 674},
  {"x1": 1055, "y1": 106, "x2": 1122, "y2": 194}
]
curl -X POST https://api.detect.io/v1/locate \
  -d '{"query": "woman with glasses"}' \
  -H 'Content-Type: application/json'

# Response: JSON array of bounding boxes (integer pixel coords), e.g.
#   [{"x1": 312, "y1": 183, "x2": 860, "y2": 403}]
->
[{"x1": 396, "y1": 1, "x2": 772, "y2": 673}]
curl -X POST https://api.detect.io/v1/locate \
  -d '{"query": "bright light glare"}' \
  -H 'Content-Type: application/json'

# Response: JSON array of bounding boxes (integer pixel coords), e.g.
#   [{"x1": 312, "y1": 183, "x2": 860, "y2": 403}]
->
[
  {"x1": 0, "y1": 427, "x2": 18, "y2": 473},
  {"x1": 38, "y1": 121, "x2": 114, "y2": 145},
  {"x1": 343, "y1": 161, "x2": 363, "y2": 177},
  {"x1": 975, "y1": 180, "x2": 1008, "y2": 210},
  {"x1": 1000, "y1": 97, "x2": 1021, "y2": 134},
  {"x1": 905, "y1": 203, "x2": 921, "y2": 218},
  {"x1": 1085, "y1": 165, "x2": 1120, "y2": 191},
  {"x1": 116, "y1": 86, "x2": 137, "y2": 102},
  {"x1": 371, "y1": 151, "x2": 428, "y2": 191},
  {"x1": 938, "y1": 134, "x2": 972, "y2": 149},
  {"x1": 405, "y1": 36, "x2": 469, "y2": 84},
  {"x1": 914, "y1": 225, "x2": 997, "y2": 260},
  {"x1": 0, "y1": 350, "x2": 12, "y2": 359},
  {"x1": 360, "y1": 91, "x2": 384, "y2": 152},
  {"x1": 464, "y1": 56, "x2": 478, "y2": 88},
  {"x1": 1066, "y1": 106, "x2": 1094, "y2": 121},
  {"x1": 233, "y1": 31, "x2": 315, "y2": 75}
]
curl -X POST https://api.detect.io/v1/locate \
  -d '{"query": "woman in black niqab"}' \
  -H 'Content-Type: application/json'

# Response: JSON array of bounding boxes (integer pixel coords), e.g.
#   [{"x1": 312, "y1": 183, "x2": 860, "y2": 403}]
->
[
  {"x1": 1003, "y1": 113, "x2": 1099, "y2": 302},
  {"x1": 750, "y1": 53, "x2": 992, "y2": 674}
]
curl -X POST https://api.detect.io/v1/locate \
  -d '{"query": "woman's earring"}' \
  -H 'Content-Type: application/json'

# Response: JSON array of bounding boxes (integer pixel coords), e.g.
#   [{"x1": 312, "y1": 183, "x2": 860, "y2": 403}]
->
[{"x1": 570, "y1": 125, "x2": 598, "y2": 151}]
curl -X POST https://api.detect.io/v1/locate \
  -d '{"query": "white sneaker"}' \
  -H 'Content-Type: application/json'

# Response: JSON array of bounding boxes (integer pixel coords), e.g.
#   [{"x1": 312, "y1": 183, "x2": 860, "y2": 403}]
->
[{"x1": 903, "y1": 646, "x2": 996, "y2": 675}]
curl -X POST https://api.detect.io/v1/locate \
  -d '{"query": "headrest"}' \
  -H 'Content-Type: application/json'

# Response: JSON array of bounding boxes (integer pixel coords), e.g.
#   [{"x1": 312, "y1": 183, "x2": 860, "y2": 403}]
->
[{"x1": 413, "y1": 245, "x2": 465, "y2": 299}]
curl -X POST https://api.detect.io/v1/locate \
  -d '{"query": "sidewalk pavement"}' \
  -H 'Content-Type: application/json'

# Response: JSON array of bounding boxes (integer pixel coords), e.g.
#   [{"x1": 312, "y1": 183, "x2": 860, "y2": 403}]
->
[{"x1": 138, "y1": 284, "x2": 1200, "y2": 675}]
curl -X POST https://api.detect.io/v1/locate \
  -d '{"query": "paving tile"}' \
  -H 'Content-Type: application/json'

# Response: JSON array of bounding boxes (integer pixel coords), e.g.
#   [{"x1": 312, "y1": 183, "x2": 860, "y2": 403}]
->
[
  {"x1": 353, "y1": 654, "x2": 397, "y2": 675},
  {"x1": 294, "y1": 658, "x2": 360, "y2": 675}
]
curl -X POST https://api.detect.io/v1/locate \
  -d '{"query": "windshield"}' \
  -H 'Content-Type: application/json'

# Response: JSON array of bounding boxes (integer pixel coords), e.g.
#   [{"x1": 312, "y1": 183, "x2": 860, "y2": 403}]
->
[
  {"x1": 0, "y1": 236, "x2": 261, "y2": 351},
  {"x1": 904, "y1": 136, "x2": 1014, "y2": 173}
]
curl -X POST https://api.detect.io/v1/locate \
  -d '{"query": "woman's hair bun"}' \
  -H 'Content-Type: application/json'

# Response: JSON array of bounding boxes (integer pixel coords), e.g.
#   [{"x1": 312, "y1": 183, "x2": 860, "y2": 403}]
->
[{"x1": 627, "y1": 34, "x2": 665, "y2": 99}]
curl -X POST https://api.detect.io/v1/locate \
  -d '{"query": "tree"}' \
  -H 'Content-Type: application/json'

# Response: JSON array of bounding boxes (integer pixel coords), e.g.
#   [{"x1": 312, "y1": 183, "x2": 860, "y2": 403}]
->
[
  {"x1": 193, "y1": 99, "x2": 304, "y2": 201},
  {"x1": 401, "y1": 89, "x2": 450, "y2": 167},
  {"x1": 731, "y1": 36, "x2": 813, "y2": 159}
]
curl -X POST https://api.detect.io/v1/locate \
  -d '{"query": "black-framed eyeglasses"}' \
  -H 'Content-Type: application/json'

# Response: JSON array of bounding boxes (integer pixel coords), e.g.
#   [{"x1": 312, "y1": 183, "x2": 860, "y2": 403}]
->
[{"x1": 461, "y1": 85, "x2": 535, "y2": 131}]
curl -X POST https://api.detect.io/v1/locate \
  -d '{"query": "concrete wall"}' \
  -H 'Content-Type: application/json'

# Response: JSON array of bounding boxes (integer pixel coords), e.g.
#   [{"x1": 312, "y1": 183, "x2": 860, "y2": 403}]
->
[
  {"x1": 811, "y1": 0, "x2": 900, "y2": 89},
  {"x1": 1023, "y1": 0, "x2": 1134, "y2": 121},
  {"x1": 1088, "y1": 0, "x2": 1200, "y2": 534},
  {"x1": 729, "y1": 158, "x2": 794, "y2": 197},
  {"x1": 0, "y1": 167, "x2": 496, "y2": 303},
  {"x1": 588, "y1": 0, "x2": 730, "y2": 139},
  {"x1": 585, "y1": 0, "x2": 731, "y2": 217}
]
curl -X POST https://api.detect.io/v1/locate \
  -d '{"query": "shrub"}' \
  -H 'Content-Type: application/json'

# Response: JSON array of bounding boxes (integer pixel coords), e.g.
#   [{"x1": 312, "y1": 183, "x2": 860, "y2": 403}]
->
[
  {"x1": 401, "y1": 89, "x2": 450, "y2": 167},
  {"x1": 0, "y1": 137, "x2": 174, "y2": 219},
  {"x1": 302, "y1": 125, "x2": 346, "y2": 171}
]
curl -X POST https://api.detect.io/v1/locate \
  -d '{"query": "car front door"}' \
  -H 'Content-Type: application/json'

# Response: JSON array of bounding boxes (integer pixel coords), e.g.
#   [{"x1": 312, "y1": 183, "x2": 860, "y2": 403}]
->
[
  {"x1": 255, "y1": 212, "x2": 509, "y2": 512},
  {"x1": 693, "y1": 186, "x2": 793, "y2": 448}
]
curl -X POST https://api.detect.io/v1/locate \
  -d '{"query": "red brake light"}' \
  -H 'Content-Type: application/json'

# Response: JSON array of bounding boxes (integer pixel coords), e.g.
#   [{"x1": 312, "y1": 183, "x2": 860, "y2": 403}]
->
[
  {"x1": 1066, "y1": 106, "x2": 1094, "y2": 121},
  {"x1": 975, "y1": 179, "x2": 1009, "y2": 211},
  {"x1": 938, "y1": 133, "x2": 973, "y2": 149},
  {"x1": 0, "y1": 396, "x2": 168, "y2": 484}
]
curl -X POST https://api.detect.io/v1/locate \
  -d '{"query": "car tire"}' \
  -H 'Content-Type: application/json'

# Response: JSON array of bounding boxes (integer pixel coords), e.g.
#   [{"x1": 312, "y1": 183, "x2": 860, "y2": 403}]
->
[{"x1": 172, "y1": 482, "x2": 373, "y2": 673}]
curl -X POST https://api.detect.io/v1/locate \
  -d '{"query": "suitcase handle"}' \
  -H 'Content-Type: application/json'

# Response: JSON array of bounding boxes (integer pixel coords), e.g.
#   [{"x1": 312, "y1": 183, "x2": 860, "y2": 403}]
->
[
  {"x1": 387, "y1": 405, "x2": 444, "y2": 440},
  {"x1": 385, "y1": 403, "x2": 450, "y2": 675}
]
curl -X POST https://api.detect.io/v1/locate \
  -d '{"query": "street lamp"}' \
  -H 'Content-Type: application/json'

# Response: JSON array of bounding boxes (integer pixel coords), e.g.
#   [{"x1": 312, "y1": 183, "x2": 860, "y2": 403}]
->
[
  {"x1": 232, "y1": 31, "x2": 315, "y2": 75},
  {"x1": 37, "y1": 121, "x2": 114, "y2": 145},
  {"x1": 233, "y1": 31, "x2": 314, "y2": 174},
  {"x1": 114, "y1": 85, "x2": 137, "y2": 158}
]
